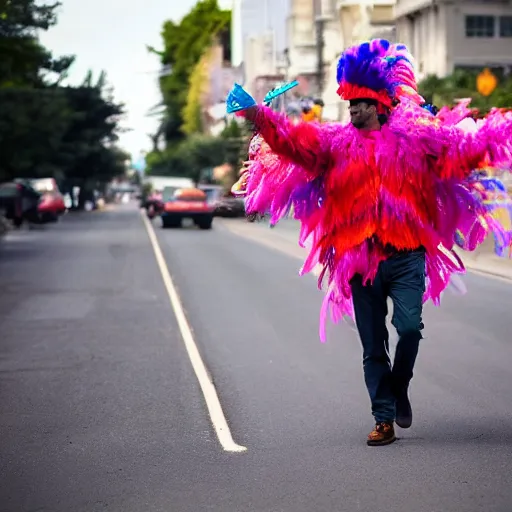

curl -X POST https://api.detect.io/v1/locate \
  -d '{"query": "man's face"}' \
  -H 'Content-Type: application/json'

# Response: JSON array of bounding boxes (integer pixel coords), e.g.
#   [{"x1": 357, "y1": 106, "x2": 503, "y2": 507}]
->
[{"x1": 349, "y1": 99, "x2": 377, "y2": 129}]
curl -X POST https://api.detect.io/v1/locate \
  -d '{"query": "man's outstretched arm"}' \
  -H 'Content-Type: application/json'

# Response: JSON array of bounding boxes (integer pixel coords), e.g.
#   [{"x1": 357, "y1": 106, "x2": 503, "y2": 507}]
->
[
  {"x1": 239, "y1": 105, "x2": 332, "y2": 177},
  {"x1": 426, "y1": 112, "x2": 512, "y2": 180},
  {"x1": 226, "y1": 84, "x2": 332, "y2": 177}
]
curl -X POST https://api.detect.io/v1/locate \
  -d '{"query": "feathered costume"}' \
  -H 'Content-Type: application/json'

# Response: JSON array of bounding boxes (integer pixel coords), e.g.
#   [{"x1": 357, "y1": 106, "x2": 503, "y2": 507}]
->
[
  {"x1": 231, "y1": 82, "x2": 304, "y2": 223},
  {"x1": 232, "y1": 131, "x2": 302, "y2": 223},
  {"x1": 420, "y1": 99, "x2": 512, "y2": 258},
  {"x1": 226, "y1": 39, "x2": 512, "y2": 341}
]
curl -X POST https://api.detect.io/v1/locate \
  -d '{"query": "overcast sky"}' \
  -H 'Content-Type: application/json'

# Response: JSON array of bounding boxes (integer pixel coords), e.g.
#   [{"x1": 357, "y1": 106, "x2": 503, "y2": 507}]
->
[{"x1": 39, "y1": 0, "x2": 232, "y2": 161}]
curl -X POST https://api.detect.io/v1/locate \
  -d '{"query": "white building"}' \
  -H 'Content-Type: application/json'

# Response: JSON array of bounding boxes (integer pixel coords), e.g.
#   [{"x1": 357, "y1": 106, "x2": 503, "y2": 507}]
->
[
  {"x1": 395, "y1": 0, "x2": 512, "y2": 79},
  {"x1": 286, "y1": 0, "x2": 320, "y2": 84},
  {"x1": 243, "y1": 32, "x2": 286, "y2": 100},
  {"x1": 305, "y1": 0, "x2": 395, "y2": 120},
  {"x1": 231, "y1": 0, "x2": 289, "y2": 68},
  {"x1": 234, "y1": 0, "x2": 398, "y2": 119}
]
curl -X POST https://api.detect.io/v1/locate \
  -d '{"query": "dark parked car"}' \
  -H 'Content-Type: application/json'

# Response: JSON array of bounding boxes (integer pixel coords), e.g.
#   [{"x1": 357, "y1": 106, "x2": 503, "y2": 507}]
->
[
  {"x1": 214, "y1": 196, "x2": 246, "y2": 217},
  {"x1": 0, "y1": 181, "x2": 42, "y2": 227}
]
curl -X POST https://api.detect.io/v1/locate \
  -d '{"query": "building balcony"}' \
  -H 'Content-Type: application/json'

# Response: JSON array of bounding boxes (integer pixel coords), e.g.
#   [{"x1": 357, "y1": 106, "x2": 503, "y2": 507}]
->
[
  {"x1": 336, "y1": 1, "x2": 396, "y2": 26},
  {"x1": 394, "y1": 0, "x2": 435, "y2": 19},
  {"x1": 336, "y1": 0, "x2": 395, "y2": 8}
]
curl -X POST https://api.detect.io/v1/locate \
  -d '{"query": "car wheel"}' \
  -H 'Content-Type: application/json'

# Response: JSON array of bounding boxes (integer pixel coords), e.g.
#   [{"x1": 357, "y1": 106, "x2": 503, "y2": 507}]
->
[
  {"x1": 197, "y1": 217, "x2": 213, "y2": 230},
  {"x1": 163, "y1": 218, "x2": 181, "y2": 228}
]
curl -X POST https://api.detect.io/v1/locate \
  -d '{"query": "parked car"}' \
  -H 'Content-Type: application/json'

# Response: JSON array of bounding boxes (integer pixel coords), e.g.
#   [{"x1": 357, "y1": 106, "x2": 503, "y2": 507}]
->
[
  {"x1": 0, "y1": 181, "x2": 42, "y2": 227},
  {"x1": 198, "y1": 184, "x2": 223, "y2": 207},
  {"x1": 37, "y1": 190, "x2": 66, "y2": 221},
  {"x1": 29, "y1": 177, "x2": 66, "y2": 222},
  {"x1": 214, "y1": 195, "x2": 246, "y2": 217},
  {"x1": 161, "y1": 187, "x2": 214, "y2": 229}
]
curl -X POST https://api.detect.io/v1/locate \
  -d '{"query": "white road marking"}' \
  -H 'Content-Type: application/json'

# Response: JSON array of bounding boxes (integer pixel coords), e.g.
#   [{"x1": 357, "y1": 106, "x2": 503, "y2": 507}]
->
[{"x1": 141, "y1": 211, "x2": 247, "y2": 453}]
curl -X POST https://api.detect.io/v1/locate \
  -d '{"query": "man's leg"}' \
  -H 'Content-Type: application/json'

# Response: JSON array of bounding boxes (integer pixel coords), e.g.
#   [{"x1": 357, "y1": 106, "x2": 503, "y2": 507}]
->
[
  {"x1": 388, "y1": 250, "x2": 426, "y2": 428},
  {"x1": 351, "y1": 271, "x2": 396, "y2": 445}
]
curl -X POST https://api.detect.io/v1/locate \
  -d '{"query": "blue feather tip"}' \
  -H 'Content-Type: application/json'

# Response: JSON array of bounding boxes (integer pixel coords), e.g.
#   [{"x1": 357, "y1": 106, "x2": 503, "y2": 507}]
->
[{"x1": 263, "y1": 80, "x2": 299, "y2": 105}]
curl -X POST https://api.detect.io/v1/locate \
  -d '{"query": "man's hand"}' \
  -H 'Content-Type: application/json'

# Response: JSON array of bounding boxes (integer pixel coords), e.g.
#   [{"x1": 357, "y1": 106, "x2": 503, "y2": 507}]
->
[{"x1": 240, "y1": 106, "x2": 258, "y2": 122}]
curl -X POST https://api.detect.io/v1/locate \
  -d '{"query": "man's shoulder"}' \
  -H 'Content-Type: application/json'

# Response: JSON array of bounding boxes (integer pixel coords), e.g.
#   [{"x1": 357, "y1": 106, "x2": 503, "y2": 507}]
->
[{"x1": 386, "y1": 109, "x2": 440, "y2": 141}]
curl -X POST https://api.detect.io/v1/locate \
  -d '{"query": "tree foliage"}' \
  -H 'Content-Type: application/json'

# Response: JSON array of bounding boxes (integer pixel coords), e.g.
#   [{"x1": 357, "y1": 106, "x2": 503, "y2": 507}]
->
[
  {"x1": 0, "y1": 0, "x2": 74, "y2": 86},
  {"x1": 0, "y1": 0, "x2": 127, "y2": 195},
  {"x1": 149, "y1": 0, "x2": 230, "y2": 146},
  {"x1": 418, "y1": 68, "x2": 512, "y2": 113},
  {"x1": 182, "y1": 48, "x2": 210, "y2": 136},
  {"x1": 143, "y1": 0, "x2": 233, "y2": 184},
  {"x1": 0, "y1": 87, "x2": 70, "y2": 181},
  {"x1": 144, "y1": 118, "x2": 250, "y2": 192},
  {"x1": 146, "y1": 134, "x2": 229, "y2": 181}
]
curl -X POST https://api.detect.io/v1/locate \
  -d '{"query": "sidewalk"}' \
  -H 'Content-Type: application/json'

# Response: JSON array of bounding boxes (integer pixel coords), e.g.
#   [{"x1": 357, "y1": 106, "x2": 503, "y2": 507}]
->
[
  {"x1": 222, "y1": 219, "x2": 512, "y2": 282},
  {"x1": 455, "y1": 235, "x2": 512, "y2": 280}
]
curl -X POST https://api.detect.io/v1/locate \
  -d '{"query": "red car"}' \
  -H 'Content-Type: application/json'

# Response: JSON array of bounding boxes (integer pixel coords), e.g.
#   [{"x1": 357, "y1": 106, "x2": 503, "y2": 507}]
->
[
  {"x1": 30, "y1": 178, "x2": 66, "y2": 222},
  {"x1": 161, "y1": 187, "x2": 214, "y2": 229}
]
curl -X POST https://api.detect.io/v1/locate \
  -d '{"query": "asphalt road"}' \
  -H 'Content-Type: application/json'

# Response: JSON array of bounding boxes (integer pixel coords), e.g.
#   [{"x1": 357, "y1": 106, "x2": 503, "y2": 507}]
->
[{"x1": 1, "y1": 205, "x2": 511, "y2": 512}]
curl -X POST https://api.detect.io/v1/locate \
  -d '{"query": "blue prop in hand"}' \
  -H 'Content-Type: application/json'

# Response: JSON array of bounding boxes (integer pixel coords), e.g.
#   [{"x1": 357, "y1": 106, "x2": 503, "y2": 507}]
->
[
  {"x1": 263, "y1": 80, "x2": 299, "y2": 105},
  {"x1": 226, "y1": 84, "x2": 257, "y2": 114}
]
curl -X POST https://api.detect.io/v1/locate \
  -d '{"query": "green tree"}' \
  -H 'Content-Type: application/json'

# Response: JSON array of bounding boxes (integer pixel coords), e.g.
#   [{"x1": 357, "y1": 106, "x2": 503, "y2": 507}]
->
[
  {"x1": 149, "y1": 0, "x2": 230, "y2": 146},
  {"x1": 182, "y1": 48, "x2": 210, "y2": 135},
  {"x1": 0, "y1": 0, "x2": 128, "y2": 202},
  {"x1": 418, "y1": 68, "x2": 512, "y2": 113},
  {"x1": 54, "y1": 74, "x2": 126, "y2": 189},
  {"x1": 145, "y1": 134, "x2": 232, "y2": 182},
  {"x1": 0, "y1": 76, "x2": 126, "y2": 188},
  {"x1": 0, "y1": 87, "x2": 71, "y2": 181},
  {"x1": 0, "y1": 0, "x2": 74, "y2": 87}
]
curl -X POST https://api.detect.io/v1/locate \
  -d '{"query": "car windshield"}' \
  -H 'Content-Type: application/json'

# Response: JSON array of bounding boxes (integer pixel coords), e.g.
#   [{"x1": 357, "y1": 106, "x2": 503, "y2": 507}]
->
[
  {"x1": 161, "y1": 187, "x2": 178, "y2": 202},
  {"x1": 0, "y1": 185, "x2": 18, "y2": 197}
]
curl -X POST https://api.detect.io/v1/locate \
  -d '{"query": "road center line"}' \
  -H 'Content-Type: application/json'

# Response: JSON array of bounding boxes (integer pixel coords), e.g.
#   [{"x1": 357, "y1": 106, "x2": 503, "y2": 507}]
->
[{"x1": 141, "y1": 211, "x2": 247, "y2": 453}]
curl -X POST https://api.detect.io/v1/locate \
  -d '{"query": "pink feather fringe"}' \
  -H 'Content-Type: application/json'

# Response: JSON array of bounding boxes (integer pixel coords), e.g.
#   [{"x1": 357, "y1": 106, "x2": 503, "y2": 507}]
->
[{"x1": 241, "y1": 102, "x2": 512, "y2": 341}]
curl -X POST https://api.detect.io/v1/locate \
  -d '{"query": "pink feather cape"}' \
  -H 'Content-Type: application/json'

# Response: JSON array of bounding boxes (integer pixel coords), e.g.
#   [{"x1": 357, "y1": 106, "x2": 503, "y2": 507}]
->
[{"x1": 239, "y1": 102, "x2": 512, "y2": 341}]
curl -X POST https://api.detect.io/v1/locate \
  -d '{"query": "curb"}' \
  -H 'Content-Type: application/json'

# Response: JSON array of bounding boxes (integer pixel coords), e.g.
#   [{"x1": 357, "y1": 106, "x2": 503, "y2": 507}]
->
[
  {"x1": 459, "y1": 261, "x2": 512, "y2": 281},
  {"x1": 226, "y1": 219, "x2": 512, "y2": 284},
  {"x1": 453, "y1": 249, "x2": 512, "y2": 282}
]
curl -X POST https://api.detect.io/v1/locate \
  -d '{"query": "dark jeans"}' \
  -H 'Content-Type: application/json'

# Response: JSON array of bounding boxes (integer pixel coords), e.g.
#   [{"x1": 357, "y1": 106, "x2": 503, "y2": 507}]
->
[{"x1": 350, "y1": 249, "x2": 426, "y2": 423}]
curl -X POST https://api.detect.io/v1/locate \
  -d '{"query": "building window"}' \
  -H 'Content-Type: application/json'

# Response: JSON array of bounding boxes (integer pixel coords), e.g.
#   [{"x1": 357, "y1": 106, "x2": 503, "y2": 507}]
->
[
  {"x1": 465, "y1": 15, "x2": 495, "y2": 38},
  {"x1": 499, "y1": 16, "x2": 512, "y2": 37}
]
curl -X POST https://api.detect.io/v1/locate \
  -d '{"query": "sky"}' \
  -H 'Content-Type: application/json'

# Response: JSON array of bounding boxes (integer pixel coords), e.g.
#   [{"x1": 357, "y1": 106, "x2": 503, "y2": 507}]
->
[{"x1": 39, "y1": 0, "x2": 232, "y2": 161}]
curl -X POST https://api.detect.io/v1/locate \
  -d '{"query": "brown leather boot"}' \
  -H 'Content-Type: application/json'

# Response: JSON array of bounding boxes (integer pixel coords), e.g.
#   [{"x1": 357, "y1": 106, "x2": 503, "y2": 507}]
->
[{"x1": 367, "y1": 422, "x2": 396, "y2": 446}]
